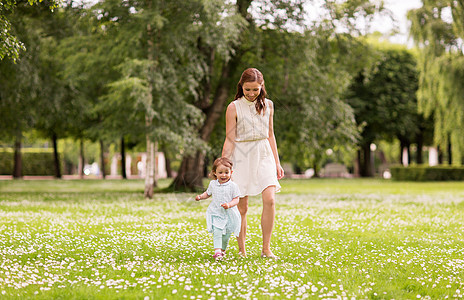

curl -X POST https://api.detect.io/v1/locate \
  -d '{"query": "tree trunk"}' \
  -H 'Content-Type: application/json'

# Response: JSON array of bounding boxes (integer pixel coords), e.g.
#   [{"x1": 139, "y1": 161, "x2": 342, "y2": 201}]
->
[
  {"x1": 437, "y1": 145, "x2": 443, "y2": 164},
  {"x1": 294, "y1": 164, "x2": 302, "y2": 175},
  {"x1": 13, "y1": 131, "x2": 22, "y2": 179},
  {"x1": 406, "y1": 144, "x2": 411, "y2": 165},
  {"x1": 312, "y1": 162, "x2": 320, "y2": 178},
  {"x1": 144, "y1": 3, "x2": 157, "y2": 198},
  {"x1": 312, "y1": 152, "x2": 322, "y2": 178},
  {"x1": 416, "y1": 132, "x2": 424, "y2": 164},
  {"x1": 121, "y1": 137, "x2": 127, "y2": 179},
  {"x1": 144, "y1": 131, "x2": 155, "y2": 198},
  {"x1": 172, "y1": 151, "x2": 205, "y2": 191},
  {"x1": 153, "y1": 141, "x2": 158, "y2": 189},
  {"x1": 162, "y1": 145, "x2": 173, "y2": 178},
  {"x1": 406, "y1": 143, "x2": 411, "y2": 166},
  {"x1": 203, "y1": 156, "x2": 209, "y2": 178},
  {"x1": 100, "y1": 139, "x2": 106, "y2": 179},
  {"x1": 399, "y1": 139, "x2": 405, "y2": 165},
  {"x1": 447, "y1": 137, "x2": 452, "y2": 165},
  {"x1": 354, "y1": 150, "x2": 361, "y2": 177},
  {"x1": 78, "y1": 139, "x2": 84, "y2": 179},
  {"x1": 360, "y1": 143, "x2": 373, "y2": 177},
  {"x1": 52, "y1": 133, "x2": 61, "y2": 178}
]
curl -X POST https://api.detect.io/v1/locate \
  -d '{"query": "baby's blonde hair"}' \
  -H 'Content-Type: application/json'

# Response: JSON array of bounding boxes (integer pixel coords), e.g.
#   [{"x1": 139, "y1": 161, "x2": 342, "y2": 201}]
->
[{"x1": 209, "y1": 157, "x2": 233, "y2": 179}]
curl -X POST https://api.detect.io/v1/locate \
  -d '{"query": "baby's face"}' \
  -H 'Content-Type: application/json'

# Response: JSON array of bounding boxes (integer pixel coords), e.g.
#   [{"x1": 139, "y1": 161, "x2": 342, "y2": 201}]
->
[{"x1": 215, "y1": 164, "x2": 232, "y2": 184}]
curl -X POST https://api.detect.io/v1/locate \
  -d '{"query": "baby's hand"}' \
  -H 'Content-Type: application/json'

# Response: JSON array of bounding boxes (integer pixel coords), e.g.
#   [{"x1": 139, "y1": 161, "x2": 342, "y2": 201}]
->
[
  {"x1": 221, "y1": 203, "x2": 230, "y2": 209},
  {"x1": 195, "y1": 195, "x2": 201, "y2": 201}
]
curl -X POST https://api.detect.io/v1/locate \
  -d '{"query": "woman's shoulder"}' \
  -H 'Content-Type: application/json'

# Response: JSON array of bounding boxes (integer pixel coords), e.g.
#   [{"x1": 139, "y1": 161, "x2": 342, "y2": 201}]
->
[
  {"x1": 226, "y1": 101, "x2": 237, "y2": 116},
  {"x1": 265, "y1": 98, "x2": 274, "y2": 111},
  {"x1": 227, "y1": 100, "x2": 238, "y2": 109}
]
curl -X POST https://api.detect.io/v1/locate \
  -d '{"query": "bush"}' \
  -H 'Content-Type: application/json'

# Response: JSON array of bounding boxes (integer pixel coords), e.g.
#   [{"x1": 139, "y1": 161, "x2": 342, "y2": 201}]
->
[
  {"x1": 0, "y1": 151, "x2": 60, "y2": 176},
  {"x1": 0, "y1": 152, "x2": 14, "y2": 175},
  {"x1": 390, "y1": 165, "x2": 464, "y2": 181}
]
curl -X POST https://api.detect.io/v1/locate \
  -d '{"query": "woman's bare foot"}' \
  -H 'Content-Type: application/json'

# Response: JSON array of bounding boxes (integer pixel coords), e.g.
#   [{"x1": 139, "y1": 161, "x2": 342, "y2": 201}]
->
[{"x1": 261, "y1": 250, "x2": 277, "y2": 259}]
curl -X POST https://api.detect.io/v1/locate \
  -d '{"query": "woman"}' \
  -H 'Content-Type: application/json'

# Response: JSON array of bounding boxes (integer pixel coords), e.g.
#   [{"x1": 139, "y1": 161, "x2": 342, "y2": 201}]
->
[{"x1": 222, "y1": 68, "x2": 284, "y2": 258}]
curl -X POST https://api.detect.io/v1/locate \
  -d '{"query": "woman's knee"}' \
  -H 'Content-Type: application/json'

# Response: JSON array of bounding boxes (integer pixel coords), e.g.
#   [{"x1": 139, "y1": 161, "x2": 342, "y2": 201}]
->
[
  {"x1": 238, "y1": 197, "x2": 248, "y2": 215},
  {"x1": 262, "y1": 186, "x2": 276, "y2": 207},
  {"x1": 263, "y1": 196, "x2": 275, "y2": 208}
]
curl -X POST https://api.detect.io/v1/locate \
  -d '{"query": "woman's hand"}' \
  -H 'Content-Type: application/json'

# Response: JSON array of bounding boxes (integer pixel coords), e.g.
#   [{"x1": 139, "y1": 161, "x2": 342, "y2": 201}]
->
[
  {"x1": 195, "y1": 195, "x2": 202, "y2": 201},
  {"x1": 276, "y1": 164, "x2": 285, "y2": 180},
  {"x1": 221, "y1": 203, "x2": 230, "y2": 209}
]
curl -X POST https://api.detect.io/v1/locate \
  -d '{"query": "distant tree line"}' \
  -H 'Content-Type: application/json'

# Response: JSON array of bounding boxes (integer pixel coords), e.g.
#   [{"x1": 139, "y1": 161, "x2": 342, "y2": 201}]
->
[{"x1": 1, "y1": 0, "x2": 462, "y2": 196}]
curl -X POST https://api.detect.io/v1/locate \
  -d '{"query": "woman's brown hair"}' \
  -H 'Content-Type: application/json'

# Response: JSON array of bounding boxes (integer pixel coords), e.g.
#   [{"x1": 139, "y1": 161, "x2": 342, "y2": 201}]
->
[
  {"x1": 209, "y1": 157, "x2": 233, "y2": 180},
  {"x1": 234, "y1": 68, "x2": 267, "y2": 115}
]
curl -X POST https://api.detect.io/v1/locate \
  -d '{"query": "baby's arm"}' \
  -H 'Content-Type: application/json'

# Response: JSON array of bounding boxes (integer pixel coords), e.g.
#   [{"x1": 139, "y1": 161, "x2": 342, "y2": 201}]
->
[
  {"x1": 221, "y1": 196, "x2": 240, "y2": 209},
  {"x1": 195, "y1": 192, "x2": 210, "y2": 201}
]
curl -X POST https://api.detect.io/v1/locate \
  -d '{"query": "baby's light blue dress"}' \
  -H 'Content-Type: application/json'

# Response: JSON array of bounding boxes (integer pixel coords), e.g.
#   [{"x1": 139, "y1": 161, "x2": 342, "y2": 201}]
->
[{"x1": 206, "y1": 179, "x2": 241, "y2": 237}]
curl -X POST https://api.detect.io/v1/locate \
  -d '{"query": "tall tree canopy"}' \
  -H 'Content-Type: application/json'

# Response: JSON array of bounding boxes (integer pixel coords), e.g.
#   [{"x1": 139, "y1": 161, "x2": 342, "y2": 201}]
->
[
  {"x1": 0, "y1": 0, "x2": 59, "y2": 61},
  {"x1": 172, "y1": 0, "x2": 385, "y2": 190},
  {"x1": 346, "y1": 41, "x2": 421, "y2": 176},
  {"x1": 408, "y1": 0, "x2": 464, "y2": 164},
  {"x1": 60, "y1": 0, "x2": 246, "y2": 196}
]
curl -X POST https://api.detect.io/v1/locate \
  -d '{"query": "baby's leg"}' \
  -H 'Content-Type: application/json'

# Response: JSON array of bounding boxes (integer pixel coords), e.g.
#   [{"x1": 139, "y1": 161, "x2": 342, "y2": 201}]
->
[
  {"x1": 221, "y1": 231, "x2": 232, "y2": 251},
  {"x1": 213, "y1": 226, "x2": 223, "y2": 252}
]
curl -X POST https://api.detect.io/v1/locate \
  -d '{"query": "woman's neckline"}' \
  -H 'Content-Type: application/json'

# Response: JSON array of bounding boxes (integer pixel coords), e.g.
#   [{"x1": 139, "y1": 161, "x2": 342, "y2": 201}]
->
[{"x1": 241, "y1": 96, "x2": 256, "y2": 106}]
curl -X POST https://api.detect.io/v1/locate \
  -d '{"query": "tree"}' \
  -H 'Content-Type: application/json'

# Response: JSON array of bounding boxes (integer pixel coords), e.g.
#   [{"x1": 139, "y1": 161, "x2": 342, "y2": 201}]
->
[
  {"x1": 408, "y1": 0, "x2": 464, "y2": 164},
  {"x1": 75, "y1": 0, "x2": 242, "y2": 197},
  {"x1": 33, "y1": 3, "x2": 86, "y2": 178},
  {"x1": 172, "y1": 0, "x2": 385, "y2": 190},
  {"x1": 57, "y1": 1, "x2": 137, "y2": 180},
  {"x1": 345, "y1": 42, "x2": 421, "y2": 176},
  {"x1": 0, "y1": 1, "x2": 46, "y2": 177}
]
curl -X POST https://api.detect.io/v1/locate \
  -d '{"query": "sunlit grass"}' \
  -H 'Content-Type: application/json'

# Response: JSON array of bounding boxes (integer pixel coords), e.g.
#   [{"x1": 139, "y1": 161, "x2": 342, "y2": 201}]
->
[
  {"x1": 279, "y1": 178, "x2": 464, "y2": 195},
  {"x1": 0, "y1": 178, "x2": 463, "y2": 299}
]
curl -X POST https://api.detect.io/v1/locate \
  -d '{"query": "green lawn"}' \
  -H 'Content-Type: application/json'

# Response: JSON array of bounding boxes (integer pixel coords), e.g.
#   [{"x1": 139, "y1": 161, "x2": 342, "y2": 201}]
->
[{"x1": 0, "y1": 178, "x2": 463, "y2": 299}]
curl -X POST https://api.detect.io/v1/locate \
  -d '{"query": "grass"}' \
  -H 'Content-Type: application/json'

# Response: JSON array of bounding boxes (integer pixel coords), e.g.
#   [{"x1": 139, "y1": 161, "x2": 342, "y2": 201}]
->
[{"x1": 0, "y1": 178, "x2": 464, "y2": 299}]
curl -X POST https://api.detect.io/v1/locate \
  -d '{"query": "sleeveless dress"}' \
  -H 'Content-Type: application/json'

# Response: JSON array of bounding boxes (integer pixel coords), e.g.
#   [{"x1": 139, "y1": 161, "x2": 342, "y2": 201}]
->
[{"x1": 231, "y1": 96, "x2": 281, "y2": 197}]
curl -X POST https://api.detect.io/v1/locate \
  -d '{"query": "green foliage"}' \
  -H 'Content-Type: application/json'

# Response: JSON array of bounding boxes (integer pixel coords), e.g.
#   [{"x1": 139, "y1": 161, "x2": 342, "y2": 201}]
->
[
  {"x1": 391, "y1": 165, "x2": 464, "y2": 181},
  {"x1": 0, "y1": 0, "x2": 59, "y2": 62},
  {"x1": 59, "y1": 0, "x2": 245, "y2": 156},
  {"x1": 408, "y1": 0, "x2": 464, "y2": 162},
  {"x1": 346, "y1": 41, "x2": 420, "y2": 143},
  {"x1": 344, "y1": 40, "x2": 422, "y2": 174},
  {"x1": 231, "y1": 28, "x2": 375, "y2": 171},
  {"x1": 0, "y1": 7, "x2": 42, "y2": 139},
  {"x1": 0, "y1": 151, "x2": 60, "y2": 176}
]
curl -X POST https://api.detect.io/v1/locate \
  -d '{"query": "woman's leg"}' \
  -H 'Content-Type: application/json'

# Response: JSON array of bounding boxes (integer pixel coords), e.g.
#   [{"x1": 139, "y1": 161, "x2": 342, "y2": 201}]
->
[
  {"x1": 261, "y1": 186, "x2": 276, "y2": 256},
  {"x1": 236, "y1": 196, "x2": 248, "y2": 255}
]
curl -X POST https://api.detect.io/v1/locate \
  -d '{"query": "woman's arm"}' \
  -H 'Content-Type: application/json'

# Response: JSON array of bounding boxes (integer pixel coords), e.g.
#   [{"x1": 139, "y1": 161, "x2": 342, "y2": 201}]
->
[
  {"x1": 221, "y1": 196, "x2": 240, "y2": 209},
  {"x1": 268, "y1": 101, "x2": 285, "y2": 180},
  {"x1": 222, "y1": 102, "x2": 237, "y2": 159}
]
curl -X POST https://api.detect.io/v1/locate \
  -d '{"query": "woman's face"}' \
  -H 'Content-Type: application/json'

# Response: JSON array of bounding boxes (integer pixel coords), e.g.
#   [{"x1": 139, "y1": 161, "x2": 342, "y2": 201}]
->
[{"x1": 242, "y1": 81, "x2": 262, "y2": 102}]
